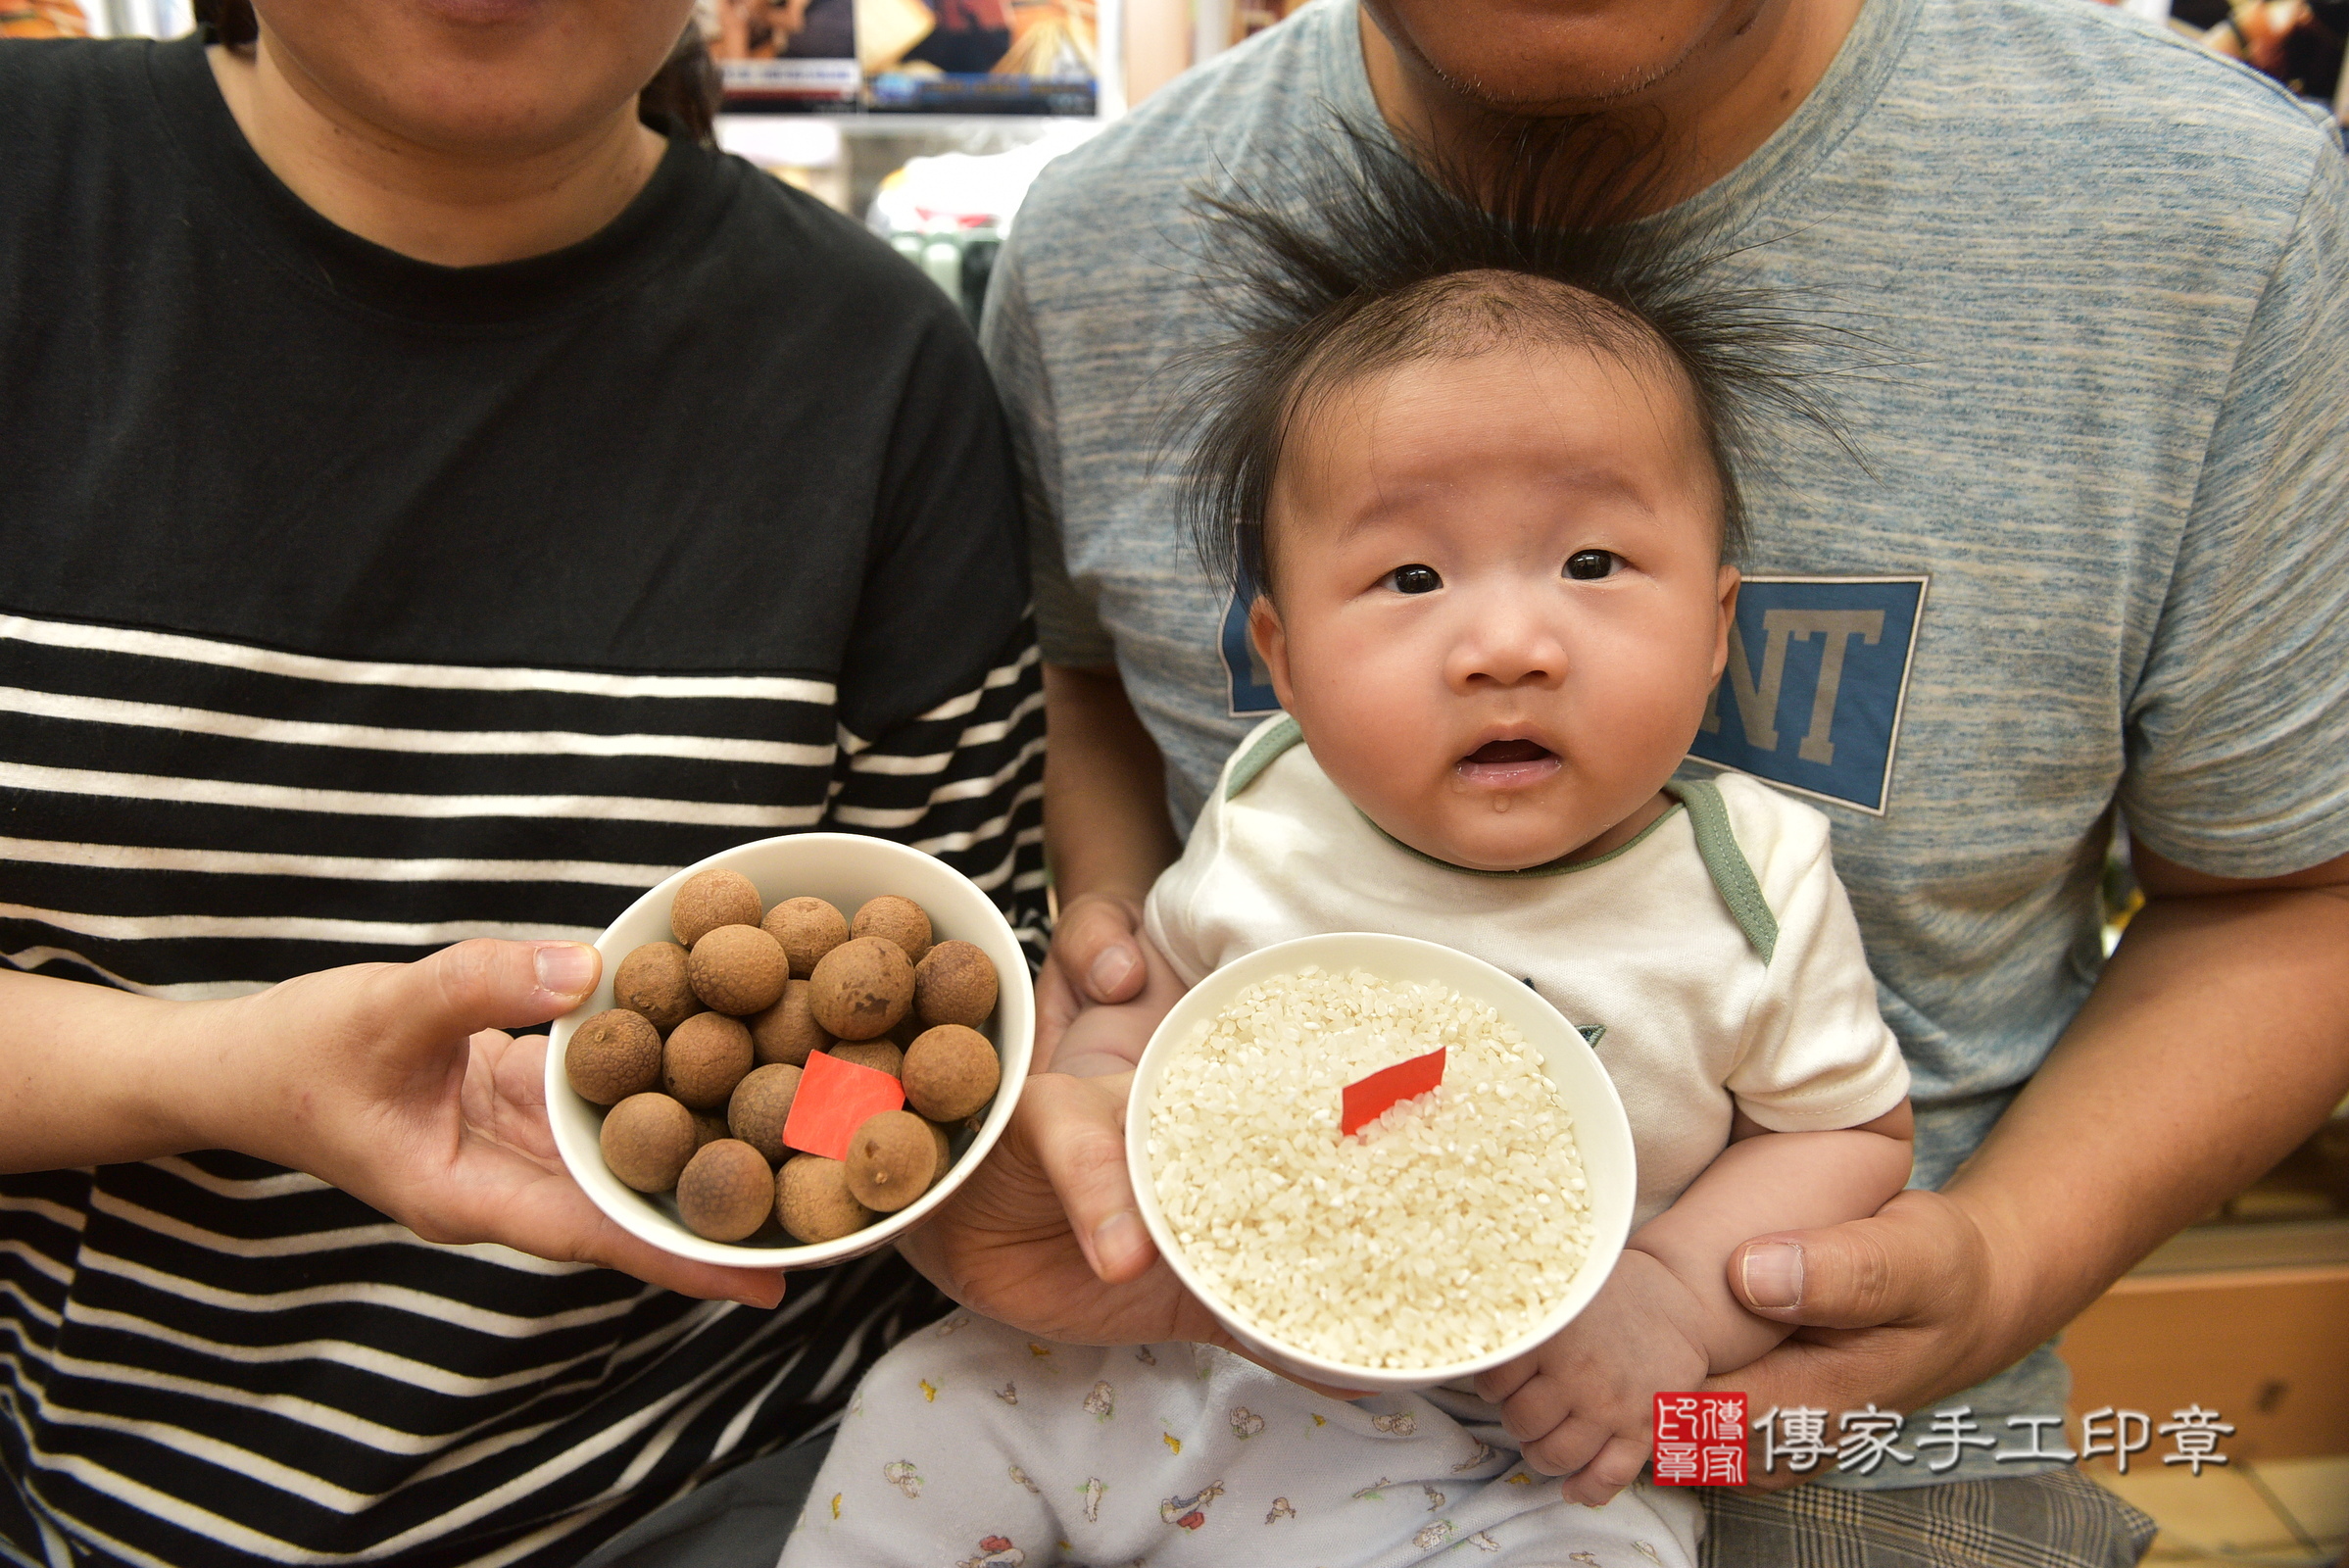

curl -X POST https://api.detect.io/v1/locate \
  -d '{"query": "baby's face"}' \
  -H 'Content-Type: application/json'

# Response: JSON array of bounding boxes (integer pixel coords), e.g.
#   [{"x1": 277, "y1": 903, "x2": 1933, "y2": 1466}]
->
[{"x1": 1251, "y1": 342, "x2": 1737, "y2": 872}]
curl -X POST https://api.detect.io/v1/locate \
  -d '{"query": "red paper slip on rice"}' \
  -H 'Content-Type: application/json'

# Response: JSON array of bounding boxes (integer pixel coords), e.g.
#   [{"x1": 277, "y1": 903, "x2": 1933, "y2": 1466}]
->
[{"x1": 1340, "y1": 1046, "x2": 1447, "y2": 1137}]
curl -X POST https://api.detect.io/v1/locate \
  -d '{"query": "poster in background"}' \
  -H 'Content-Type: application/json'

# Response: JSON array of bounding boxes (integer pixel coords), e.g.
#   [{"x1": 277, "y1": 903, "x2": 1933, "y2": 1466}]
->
[
  {"x1": 857, "y1": 0, "x2": 1098, "y2": 115},
  {"x1": 712, "y1": 0, "x2": 864, "y2": 106}
]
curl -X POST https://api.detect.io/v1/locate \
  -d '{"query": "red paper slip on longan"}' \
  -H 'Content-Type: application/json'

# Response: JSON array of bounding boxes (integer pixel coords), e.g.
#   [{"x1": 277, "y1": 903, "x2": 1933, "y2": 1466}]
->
[
  {"x1": 784, "y1": 1052, "x2": 906, "y2": 1161},
  {"x1": 1340, "y1": 1046, "x2": 1447, "y2": 1137}
]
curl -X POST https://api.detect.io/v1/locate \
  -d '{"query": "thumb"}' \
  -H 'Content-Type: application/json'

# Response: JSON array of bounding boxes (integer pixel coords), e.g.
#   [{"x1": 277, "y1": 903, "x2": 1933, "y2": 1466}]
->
[
  {"x1": 1021, "y1": 1070, "x2": 1154, "y2": 1282},
  {"x1": 1728, "y1": 1192, "x2": 1973, "y2": 1330},
  {"x1": 1052, "y1": 895, "x2": 1147, "y2": 1006},
  {"x1": 376, "y1": 939, "x2": 603, "y2": 1044}
]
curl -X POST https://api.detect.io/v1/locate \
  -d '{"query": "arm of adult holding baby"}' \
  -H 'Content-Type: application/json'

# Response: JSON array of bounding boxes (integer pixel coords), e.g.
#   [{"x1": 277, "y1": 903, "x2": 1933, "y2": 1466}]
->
[
  {"x1": 981, "y1": 220, "x2": 1185, "y2": 1061},
  {"x1": 1035, "y1": 662, "x2": 1184, "y2": 1065},
  {"x1": 1718, "y1": 846, "x2": 2349, "y2": 1490},
  {"x1": 0, "y1": 945, "x2": 785, "y2": 1307},
  {"x1": 1712, "y1": 126, "x2": 2349, "y2": 1482}
]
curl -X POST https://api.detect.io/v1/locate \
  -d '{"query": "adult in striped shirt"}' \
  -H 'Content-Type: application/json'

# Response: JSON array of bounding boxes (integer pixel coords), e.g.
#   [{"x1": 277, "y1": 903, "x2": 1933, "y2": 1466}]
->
[{"x1": 0, "y1": 3, "x2": 1044, "y2": 1564}]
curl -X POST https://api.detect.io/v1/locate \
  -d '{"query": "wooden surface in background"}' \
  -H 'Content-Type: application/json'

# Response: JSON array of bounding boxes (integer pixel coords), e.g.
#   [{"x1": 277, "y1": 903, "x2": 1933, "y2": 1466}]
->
[{"x1": 2064, "y1": 1264, "x2": 2349, "y2": 1468}]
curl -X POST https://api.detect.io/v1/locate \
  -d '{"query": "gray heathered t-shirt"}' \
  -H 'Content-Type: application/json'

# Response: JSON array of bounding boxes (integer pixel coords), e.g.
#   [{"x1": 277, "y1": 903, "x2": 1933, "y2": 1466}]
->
[{"x1": 985, "y1": 0, "x2": 2349, "y2": 1487}]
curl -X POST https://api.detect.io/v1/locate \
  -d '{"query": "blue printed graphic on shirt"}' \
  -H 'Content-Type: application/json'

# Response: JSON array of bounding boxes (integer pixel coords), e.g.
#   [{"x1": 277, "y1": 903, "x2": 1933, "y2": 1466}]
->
[
  {"x1": 1219, "y1": 572, "x2": 1280, "y2": 717},
  {"x1": 1689, "y1": 576, "x2": 1928, "y2": 815}
]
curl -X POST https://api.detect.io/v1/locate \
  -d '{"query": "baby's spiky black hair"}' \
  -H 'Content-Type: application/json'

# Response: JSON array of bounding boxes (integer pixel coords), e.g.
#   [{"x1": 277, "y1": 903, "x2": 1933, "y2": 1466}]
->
[{"x1": 1162, "y1": 117, "x2": 1861, "y2": 595}]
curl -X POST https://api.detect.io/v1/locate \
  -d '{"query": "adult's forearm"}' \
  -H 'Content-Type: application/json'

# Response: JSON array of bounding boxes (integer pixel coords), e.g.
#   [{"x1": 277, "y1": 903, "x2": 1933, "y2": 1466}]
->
[
  {"x1": 1942, "y1": 876, "x2": 2349, "y2": 1388},
  {"x1": 0, "y1": 970, "x2": 216, "y2": 1171},
  {"x1": 1043, "y1": 662, "x2": 1182, "y2": 904},
  {"x1": 1, "y1": 948, "x2": 778, "y2": 1301}
]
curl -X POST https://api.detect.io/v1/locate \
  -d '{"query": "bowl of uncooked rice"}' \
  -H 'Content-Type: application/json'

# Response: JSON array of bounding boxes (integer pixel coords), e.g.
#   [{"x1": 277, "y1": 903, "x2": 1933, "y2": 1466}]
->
[{"x1": 1127, "y1": 931, "x2": 1636, "y2": 1392}]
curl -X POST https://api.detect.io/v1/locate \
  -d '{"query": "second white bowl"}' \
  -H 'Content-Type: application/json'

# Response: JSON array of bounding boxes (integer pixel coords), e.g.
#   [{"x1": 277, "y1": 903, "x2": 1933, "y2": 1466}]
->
[{"x1": 1126, "y1": 931, "x2": 1635, "y2": 1393}]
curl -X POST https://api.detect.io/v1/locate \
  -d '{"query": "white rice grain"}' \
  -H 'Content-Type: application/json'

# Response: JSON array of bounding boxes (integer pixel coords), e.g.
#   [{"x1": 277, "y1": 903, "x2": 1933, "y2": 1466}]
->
[{"x1": 1148, "y1": 966, "x2": 1592, "y2": 1370}]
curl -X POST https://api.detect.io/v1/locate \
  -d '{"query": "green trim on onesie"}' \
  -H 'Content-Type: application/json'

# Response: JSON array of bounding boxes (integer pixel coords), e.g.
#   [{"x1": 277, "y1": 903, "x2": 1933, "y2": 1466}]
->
[
  {"x1": 1224, "y1": 713, "x2": 1303, "y2": 799},
  {"x1": 1666, "y1": 776, "x2": 1779, "y2": 963},
  {"x1": 1222, "y1": 714, "x2": 1778, "y2": 960}
]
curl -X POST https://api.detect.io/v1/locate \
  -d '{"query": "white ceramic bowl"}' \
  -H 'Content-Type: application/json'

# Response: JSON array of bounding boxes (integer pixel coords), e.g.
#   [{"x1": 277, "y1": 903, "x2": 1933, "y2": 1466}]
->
[
  {"x1": 1126, "y1": 931, "x2": 1636, "y2": 1393},
  {"x1": 547, "y1": 832, "x2": 1033, "y2": 1268}
]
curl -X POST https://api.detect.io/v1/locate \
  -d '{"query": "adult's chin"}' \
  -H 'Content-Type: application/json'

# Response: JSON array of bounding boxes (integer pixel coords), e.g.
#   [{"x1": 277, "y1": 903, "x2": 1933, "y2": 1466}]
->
[
  {"x1": 1362, "y1": 0, "x2": 1746, "y2": 115},
  {"x1": 252, "y1": 0, "x2": 690, "y2": 156}
]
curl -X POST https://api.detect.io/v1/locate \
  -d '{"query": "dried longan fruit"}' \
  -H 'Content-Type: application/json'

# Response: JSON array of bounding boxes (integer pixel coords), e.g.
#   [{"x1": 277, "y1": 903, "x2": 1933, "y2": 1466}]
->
[
  {"x1": 614, "y1": 942, "x2": 697, "y2": 1034},
  {"x1": 828, "y1": 1038, "x2": 903, "y2": 1078},
  {"x1": 691, "y1": 1110, "x2": 730, "y2": 1151},
  {"x1": 601, "y1": 1092, "x2": 696, "y2": 1194},
  {"x1": 844, "y1": 1110, "x2": 939, "y2": 1213},
  {"x1": 762, "y1": 897, "x2": 849, "y2": 979},
  {"x1": 902, "y1": 1024, "x2": 1001, "y2": 1123},
  {"x1": 807, "y1": 936, "x2": 914, "y2": 1041},
  {"x1": 676, "y1": 1139, "x2": 774, "y2": 1242},
  {"x1": 748, "y1": 979, "x2": 834, "y2": 1067},
  {"x1": 851, "y1": 895, "x2": 932, "y2": 964},
  {"x1": 925, "y1": 1117, "x2": 955, "y2": 1176},
  {"x1": 564, "y1": 1008, "x2": 661, "y2": 1105},
  {"x1": 671, "y1": 868, "x2": 762, "y2": 948},
  {"x1": 775, "y1": 1155, "x2": 874, "y2": 1244},
  {"x1": 728, "y1": 1063, "x2": 802, "y2": 1164},
  {"x1": 688, "y1": 924, "x2": 789, "y2": 1016},
  {"x1": 662, "y1": 1011, "x2": 755, "y2": 1110},
  {"x1": 912, "y1": 940, "x2": 998, "y2": 1029}
]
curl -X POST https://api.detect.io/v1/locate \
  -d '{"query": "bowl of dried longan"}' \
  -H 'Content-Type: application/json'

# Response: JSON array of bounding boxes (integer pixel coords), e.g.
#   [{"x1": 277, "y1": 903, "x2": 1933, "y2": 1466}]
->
[{"x1": 545, "y1": 832, "x2": 1034, "y2": 1267}]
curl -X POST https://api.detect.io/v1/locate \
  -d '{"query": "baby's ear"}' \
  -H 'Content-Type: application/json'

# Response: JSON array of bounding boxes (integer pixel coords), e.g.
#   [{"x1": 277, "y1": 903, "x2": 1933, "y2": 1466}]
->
[
  {"x1": 1710, "y1": 566, "x2": 1741, "y2": 682},
  {"x1": 1248, "y1": 594, "x2": 1297, "y2": 710}
]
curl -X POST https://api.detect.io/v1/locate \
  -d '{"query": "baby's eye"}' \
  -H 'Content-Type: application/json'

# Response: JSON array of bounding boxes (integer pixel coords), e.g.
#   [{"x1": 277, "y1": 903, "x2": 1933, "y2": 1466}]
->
[
  {"x1": 1564, "y1": 550, "x2": 1620, "y2": 581},
  {"x1": 1385, "y1": 564, "x2": 1443, "y2": 595}
]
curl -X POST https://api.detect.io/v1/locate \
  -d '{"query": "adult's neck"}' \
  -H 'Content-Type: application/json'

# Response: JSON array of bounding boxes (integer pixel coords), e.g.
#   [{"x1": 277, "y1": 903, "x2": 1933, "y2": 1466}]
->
[
  {"x1": 208, "y1": 38, "x2": 666, "y2": 269},
  {"x1": 1360, "y1": 0, "x2": 1864, "y2": 211}
]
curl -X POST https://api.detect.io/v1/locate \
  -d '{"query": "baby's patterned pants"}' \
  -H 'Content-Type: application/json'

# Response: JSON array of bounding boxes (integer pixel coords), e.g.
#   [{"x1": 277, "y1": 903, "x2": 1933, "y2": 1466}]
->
[{"x1": 777, "y1": 1312, "x2": 1699, "y2": 1568}]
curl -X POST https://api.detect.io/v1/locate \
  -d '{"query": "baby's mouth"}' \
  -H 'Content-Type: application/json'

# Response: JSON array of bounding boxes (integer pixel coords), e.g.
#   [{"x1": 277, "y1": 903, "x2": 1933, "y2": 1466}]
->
[{"x1": 1454, "y1": 738, "x2": 1561, "y2": 789}]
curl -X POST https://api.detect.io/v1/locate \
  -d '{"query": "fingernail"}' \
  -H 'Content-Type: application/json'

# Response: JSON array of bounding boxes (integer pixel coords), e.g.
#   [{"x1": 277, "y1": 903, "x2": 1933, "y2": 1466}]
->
[
  {"x1": 729, "y1": 1273, "x2": 785, "y2": 1310},
  {"x1": 534, "y1": 943, "x2": 597, "y2": 999},
  {"x1": 1087, "y1": 947, "x2": 1136, "y2": 999},
  {"x1": 1741, "y1": 1241, "x2": 1803, "y2": 1310},
  {"x1": 1092, "y1": 1209, "x2": 1146, "y2": 1272}
]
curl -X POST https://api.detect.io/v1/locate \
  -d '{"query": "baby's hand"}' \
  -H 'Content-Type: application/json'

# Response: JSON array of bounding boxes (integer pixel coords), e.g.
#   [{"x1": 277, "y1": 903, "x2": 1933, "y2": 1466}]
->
[
  {"x1": 1048, "y1": 932, "x2": 1187, "y2": 1078},
  {"x1": 1471, "y1": 1250, "x2": 1712, "y2": 1505}
]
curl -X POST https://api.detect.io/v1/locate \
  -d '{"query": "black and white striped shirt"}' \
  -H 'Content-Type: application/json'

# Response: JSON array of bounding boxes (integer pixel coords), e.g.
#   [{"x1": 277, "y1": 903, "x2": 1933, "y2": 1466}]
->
[
  {"x1": 0, "y1": 612, "x2": 1045, "y2": 992},
  {"x1": 1, "y1": 36, "x2": 1045, "y2": 1565}
]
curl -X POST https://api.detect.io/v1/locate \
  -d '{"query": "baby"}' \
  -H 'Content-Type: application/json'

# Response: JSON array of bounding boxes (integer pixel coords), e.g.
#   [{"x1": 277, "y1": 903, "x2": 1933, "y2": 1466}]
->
[{"x1": 782, "y1": 127, "x2": 1912, "y2": 1568}]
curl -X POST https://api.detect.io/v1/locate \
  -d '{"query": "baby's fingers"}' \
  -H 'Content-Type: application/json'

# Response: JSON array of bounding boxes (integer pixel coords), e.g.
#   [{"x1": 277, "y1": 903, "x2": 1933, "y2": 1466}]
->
[
  {"x1": 1517, "y1": 1411, "x2": 1611, "y2": 1482},
  {"x1": 1493, "y1": 1367, "x2": 1579, "y2": 1451},
  {"x1": 1557, "y1": 1435, "x2": 1649, "y2": 1508},
  {"x1": 1471, "y1": 1352, "x2": 1539, "y2": 1406}
]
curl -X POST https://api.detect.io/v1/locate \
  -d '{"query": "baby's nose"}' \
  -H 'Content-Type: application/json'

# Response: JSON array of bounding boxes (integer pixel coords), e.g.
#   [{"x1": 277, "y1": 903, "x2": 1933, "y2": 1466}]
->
[{"x1": 1448, "y1": 609, "x2": 1568, "y2": 689}]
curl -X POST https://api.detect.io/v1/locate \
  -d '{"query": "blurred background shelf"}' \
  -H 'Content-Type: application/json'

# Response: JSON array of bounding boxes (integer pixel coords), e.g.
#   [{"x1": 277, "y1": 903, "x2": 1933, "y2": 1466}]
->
[{"x1": 2071, "y1": 1109, "x2": 2349, "y2": 1566}]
